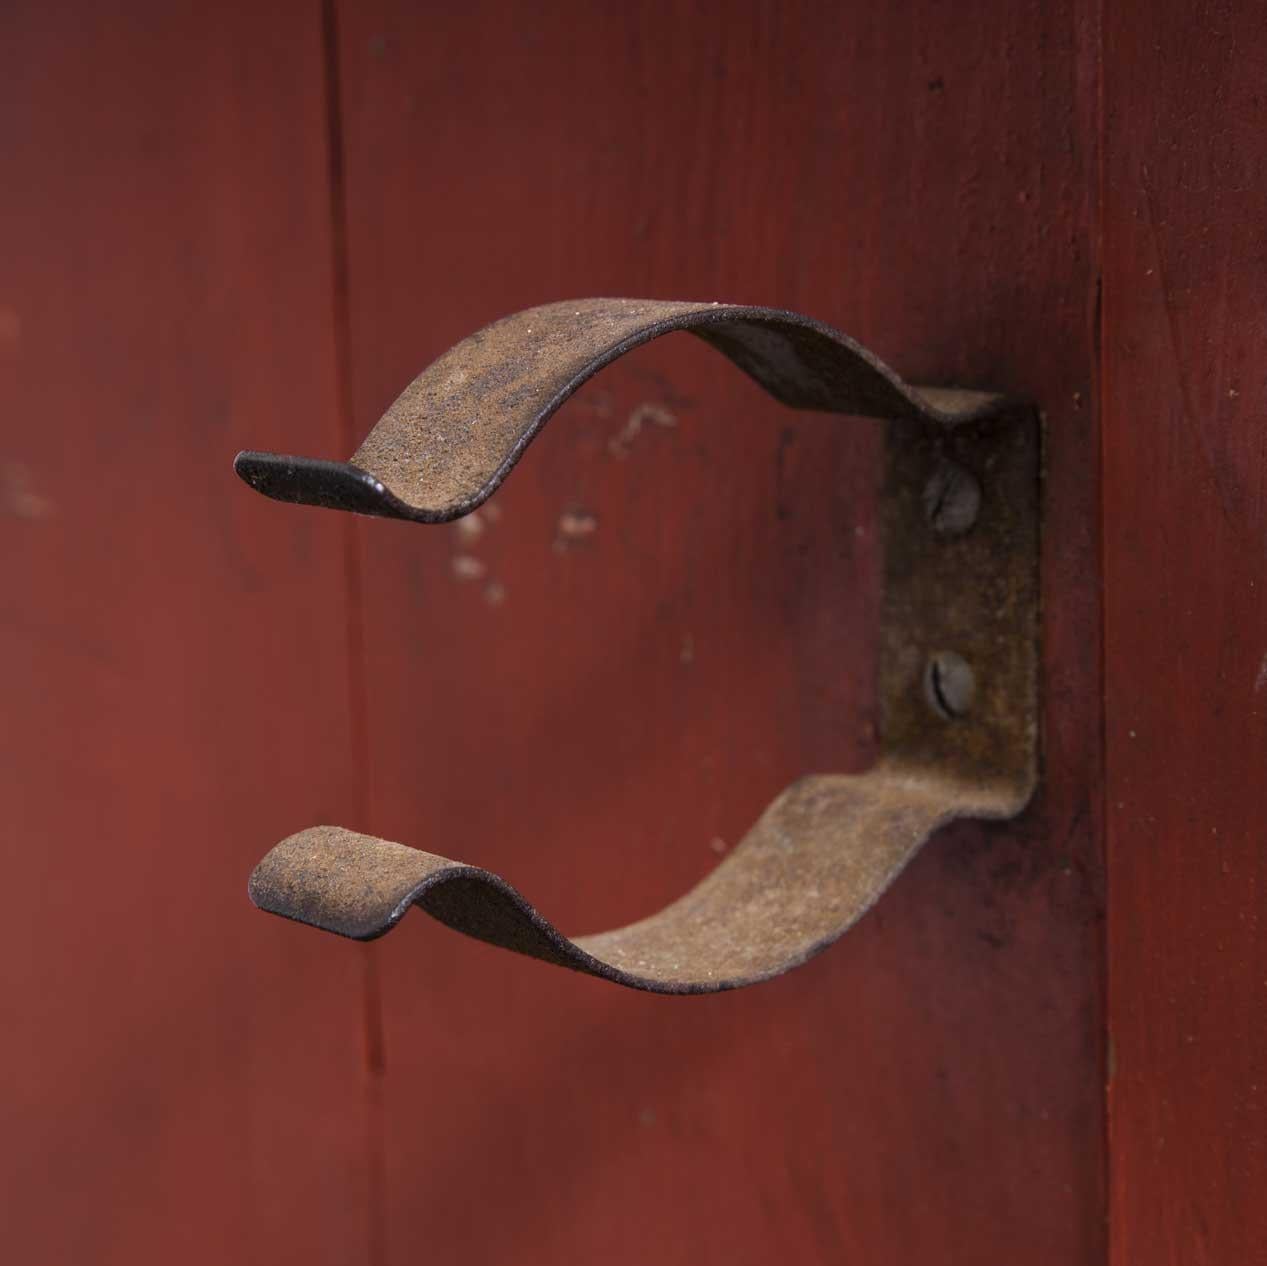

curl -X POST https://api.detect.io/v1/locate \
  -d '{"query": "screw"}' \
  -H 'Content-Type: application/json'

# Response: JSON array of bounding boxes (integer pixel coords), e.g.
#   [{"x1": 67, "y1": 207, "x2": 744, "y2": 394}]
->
[
  {"x1": 924, "y1": 651, "x2": 975, "y2": 720},
  {"x1": 922, "y1": 460, "x2": 981, "y2": 535}
]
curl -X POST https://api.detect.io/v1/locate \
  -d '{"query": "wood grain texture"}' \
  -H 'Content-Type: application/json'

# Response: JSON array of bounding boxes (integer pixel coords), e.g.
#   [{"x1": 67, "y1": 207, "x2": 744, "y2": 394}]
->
[
  {"x1": 332, "y1": 1, "x2": 1105, "y2": 1261},
  {"x1": 1103, "y1": 1, "x2": 1267, "y2": 1261},
  {"x1": 0, "y1": 4, "x2": 372, "y2": 1261}
]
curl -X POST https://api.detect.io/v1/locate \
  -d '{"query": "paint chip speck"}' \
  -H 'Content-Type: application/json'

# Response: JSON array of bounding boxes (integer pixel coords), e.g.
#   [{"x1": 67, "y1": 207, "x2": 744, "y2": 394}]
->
[
  {"x1": 454, "y1": 512, "x2": 484, "y2": 543},
  {"x1": 553, "y1": 508, "x2": 598, "y2": 551},
  {"x1": 608, "y1": 402, "x2": 677, "y2": 458},
  {"x1": 1, "y1": 462, "x2": 52, "y2": 519},
  {"x1": 451, "y1": 554, "x2": 487, "y2": 581}
]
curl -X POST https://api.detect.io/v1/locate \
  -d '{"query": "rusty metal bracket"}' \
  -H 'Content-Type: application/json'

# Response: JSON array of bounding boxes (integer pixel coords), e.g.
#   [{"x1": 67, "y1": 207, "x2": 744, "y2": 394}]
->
[{"x1": 236, "y1": 299, "x2": 1039, "y2": 994}]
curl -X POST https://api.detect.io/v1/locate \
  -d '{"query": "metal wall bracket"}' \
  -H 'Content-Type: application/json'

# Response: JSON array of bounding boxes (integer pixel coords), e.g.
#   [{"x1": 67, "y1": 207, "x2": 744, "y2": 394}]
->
[{"x1": 237, "y1": 300, "x2": 1039, "y2": 994}]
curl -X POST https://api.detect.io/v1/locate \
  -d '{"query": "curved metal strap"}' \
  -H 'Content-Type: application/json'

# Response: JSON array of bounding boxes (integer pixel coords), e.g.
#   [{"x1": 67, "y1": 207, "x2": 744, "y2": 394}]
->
[
  {"x1": 234, "y1": 299, "x2": 1000, "y2": 522},
  {"x1": 250, "y1": 766, "x2": 1006, "y2": 994},
  {"x1": 237, "y1": 298, "x2": 1039, "y2": 994}
]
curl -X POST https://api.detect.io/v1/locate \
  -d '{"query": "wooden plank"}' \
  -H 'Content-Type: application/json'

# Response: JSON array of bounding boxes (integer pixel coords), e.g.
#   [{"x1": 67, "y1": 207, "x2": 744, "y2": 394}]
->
[
  {"x1": 1103, "y1": 2, "x2": 1267, "y2": 1261},
  {"x1": 0, "y1": 4, "x2": 371, "y2": 1261},
  {"x1": 334, "y1": 1, "x2": 1105, "y2": 1261}
]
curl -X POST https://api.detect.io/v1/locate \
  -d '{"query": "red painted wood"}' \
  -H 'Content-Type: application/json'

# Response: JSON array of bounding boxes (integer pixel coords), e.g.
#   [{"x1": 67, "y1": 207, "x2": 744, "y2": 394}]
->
[
  {"x1": 3, "y1": 2, "x2": 1130, "y2": 1261},
  {"x1": 1103, "y1": 2, "x2": 1267, "y2": 1261},
  {"x1": 333, "y1": 2, "x2": 1105, "y2": 1261},
  {"x1": 0, "y1": 4, "x2": 372, "y2": 1261}
]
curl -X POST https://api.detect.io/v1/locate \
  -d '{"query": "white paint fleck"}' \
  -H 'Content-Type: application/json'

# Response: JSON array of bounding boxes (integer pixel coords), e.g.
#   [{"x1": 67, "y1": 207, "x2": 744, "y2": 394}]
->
[
  {"x1": 1, "y1": 462, "x2": 52, "y2": 519},
  {"x1": 454, "y1": 511, "x2": 484, "y2": 543},
  {"x1": 553, "y1": 508, "x2": 598, "y2": 551},
  {"x1": 451, "y1": 554, "x2": 487, "y2": 581},
  {"x1": 483, "y1": 580, "x2": 506, "y2": 607},
  {"x1": 608, "y1": 402, "x2": 677, "y2": 458}
]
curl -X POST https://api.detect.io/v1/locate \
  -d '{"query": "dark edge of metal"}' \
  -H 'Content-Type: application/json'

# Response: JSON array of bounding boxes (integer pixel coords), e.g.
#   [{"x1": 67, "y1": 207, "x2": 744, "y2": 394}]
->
[{"x1": 241, "y1": 298, "x2": 1040, "y2": 994}]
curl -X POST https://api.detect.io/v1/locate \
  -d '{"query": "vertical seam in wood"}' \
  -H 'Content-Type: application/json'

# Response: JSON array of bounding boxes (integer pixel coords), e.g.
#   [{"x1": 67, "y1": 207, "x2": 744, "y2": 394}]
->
[
  {"x1": 321, "y1": 2, "x2": 386, "y2": 1263},
  {"x1": 1093, "y1": 1, "x2": 1111, "y2": 1262}
]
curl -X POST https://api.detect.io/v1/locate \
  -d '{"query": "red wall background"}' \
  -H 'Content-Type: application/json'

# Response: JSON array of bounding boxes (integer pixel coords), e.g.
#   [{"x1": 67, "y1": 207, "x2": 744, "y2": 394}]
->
[{"x1": 2, "y1": 2, "x2": 1262, "y2": 1263}]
